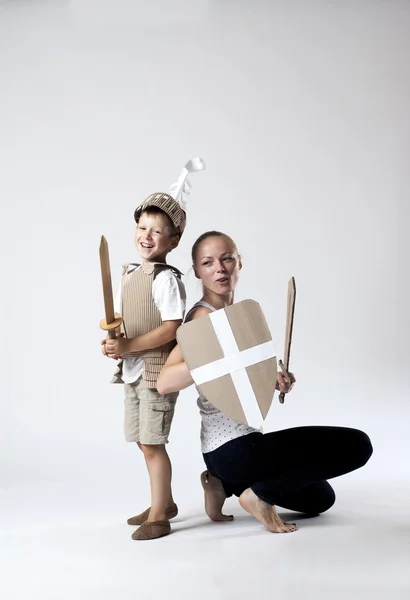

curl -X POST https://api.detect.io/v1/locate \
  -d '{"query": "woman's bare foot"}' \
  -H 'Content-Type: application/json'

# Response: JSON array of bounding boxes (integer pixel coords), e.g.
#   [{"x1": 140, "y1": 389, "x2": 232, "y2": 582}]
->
[
  {"x1": 239, "y1": 488, "x2": 297, "y2": 533},
  {"x1": 200, "y1": 471, "x2": 234, "y2": 522}
]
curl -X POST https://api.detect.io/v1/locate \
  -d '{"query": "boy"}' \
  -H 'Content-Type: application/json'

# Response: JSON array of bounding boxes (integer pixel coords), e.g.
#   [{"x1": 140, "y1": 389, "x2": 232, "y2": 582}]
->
[{"x1": 102, "y1": 159, "x2": 205, "y2": 540}]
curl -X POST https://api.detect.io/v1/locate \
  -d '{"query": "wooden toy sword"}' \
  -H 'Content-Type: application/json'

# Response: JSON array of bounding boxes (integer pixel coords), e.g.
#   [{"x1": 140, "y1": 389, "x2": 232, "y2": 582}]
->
[
  {"x1": 278, "y1": 277, "x2": 296, "y2": 404},
  {"x1": 99, "y1": 235, "x2": 122, "y2": 338}
]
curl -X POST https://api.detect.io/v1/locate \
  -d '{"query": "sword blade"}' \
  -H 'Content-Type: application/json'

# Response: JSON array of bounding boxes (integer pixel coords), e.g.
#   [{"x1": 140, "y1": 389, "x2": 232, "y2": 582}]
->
[{"x1": 99, "y1": 235, "x2": 115, "y2": 326}]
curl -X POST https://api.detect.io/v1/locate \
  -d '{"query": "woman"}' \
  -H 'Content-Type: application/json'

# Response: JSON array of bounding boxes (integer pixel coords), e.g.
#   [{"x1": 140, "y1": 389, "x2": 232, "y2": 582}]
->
[{"x1": 157, "y1": 231, "x2": 373, "y2": 533}]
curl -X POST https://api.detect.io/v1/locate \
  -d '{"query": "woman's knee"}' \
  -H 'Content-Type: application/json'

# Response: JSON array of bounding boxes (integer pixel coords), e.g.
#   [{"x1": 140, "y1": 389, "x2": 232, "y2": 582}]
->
[
  {"x1": 303, "y1": 482, "x2": 336, "y2": 515},
  {"x1": 316, "y1": 484, "x2": 336, "y2": 514},
  {"x1": 350, "y1": 429, "x2": 373, "y2": 467}
]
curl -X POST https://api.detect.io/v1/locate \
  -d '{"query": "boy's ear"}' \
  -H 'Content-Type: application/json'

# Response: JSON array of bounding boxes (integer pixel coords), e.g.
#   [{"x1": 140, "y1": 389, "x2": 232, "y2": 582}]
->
[
  {"x1": 170, "y1": 235, "x2": 180, "y2": 250},
  {"x1": 238, "y1": 255, "x2": 243, "y2": 270}
]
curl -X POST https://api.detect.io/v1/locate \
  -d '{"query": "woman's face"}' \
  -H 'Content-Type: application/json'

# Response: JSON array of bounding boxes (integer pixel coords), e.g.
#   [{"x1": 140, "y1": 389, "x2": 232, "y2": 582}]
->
[{"x1": 194, "y1": 235, "x2": 241, "y2": 297}]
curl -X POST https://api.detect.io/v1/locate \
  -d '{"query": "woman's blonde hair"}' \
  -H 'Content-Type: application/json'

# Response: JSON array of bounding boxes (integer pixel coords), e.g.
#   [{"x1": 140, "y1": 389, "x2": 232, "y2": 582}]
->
[{"x1": 191, "y1": 231, "x2": 239, "y2": 264}]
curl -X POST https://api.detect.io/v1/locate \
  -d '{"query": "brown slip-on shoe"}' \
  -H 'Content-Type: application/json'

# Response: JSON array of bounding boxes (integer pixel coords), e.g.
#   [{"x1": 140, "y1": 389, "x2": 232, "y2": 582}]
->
[
  {"x1": 127, "y1": 503, "x2": 178, "y2": 526},
  {"x1": 131, "y1": 520, "x2": 171, "y2": 540}
]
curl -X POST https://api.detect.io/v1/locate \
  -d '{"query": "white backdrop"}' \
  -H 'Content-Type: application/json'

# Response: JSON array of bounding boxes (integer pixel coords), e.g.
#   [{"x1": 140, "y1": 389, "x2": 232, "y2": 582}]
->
[{"x1": 0, "y1": 0, "x2": 409, "y2": 498}]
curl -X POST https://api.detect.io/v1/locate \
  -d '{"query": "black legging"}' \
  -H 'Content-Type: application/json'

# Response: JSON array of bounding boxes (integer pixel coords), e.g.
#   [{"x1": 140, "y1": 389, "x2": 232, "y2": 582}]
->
[{"x1": 203, "y1": 426, "x2": 373, "y2": 515}]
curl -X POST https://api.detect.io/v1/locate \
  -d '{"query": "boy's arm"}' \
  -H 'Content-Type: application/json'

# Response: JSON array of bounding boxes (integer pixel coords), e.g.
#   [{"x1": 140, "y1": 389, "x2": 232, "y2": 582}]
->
[
  {"x1": 105, "y1": 319, "x2": 181, "y2": 358},
  {"x1": 127, "y1": 320, "x2": 182, "y2": 353},
  {"x1": 105, "y1": 270, "x2": 184, "y2": 358}
]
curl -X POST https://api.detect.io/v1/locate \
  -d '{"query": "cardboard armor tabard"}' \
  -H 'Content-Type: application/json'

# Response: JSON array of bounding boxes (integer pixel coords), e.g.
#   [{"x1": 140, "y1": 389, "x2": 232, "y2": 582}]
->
[{"x1": 176, "y1": 300, "x2": 278, "y2": 428}]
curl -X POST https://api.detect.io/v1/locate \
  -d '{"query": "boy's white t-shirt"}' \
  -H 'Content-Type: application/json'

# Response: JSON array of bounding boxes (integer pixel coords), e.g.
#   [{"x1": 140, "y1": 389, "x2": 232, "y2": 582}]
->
[{"x1": 114, "y1": 264, "x2": 186, "y2": 384}]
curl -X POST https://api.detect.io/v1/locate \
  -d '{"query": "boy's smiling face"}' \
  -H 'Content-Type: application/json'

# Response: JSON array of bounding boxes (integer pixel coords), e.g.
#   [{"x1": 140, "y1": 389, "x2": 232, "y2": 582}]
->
[{"x1": 135, "y1": 210, "x2": 179, "y2": 262}]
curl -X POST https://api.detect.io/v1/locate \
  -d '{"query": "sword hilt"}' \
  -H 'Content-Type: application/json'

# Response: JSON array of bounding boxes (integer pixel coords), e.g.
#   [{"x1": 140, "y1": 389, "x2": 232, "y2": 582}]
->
[
  {"x1": 278, "y1": 359, "x2": 289, "y2": 404},
  {"x1": 100, "y1": 316, "x2": 123, "y2": 339}
]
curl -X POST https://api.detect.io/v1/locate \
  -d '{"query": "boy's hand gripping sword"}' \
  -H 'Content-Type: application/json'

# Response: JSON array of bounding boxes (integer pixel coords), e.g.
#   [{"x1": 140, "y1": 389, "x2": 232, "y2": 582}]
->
[
  {"x1": 278, "y1": 277, "x2": 296, "y2": 404},
  {"x1": 99, "y1": 236, "x2": 123, "y2": 338}
]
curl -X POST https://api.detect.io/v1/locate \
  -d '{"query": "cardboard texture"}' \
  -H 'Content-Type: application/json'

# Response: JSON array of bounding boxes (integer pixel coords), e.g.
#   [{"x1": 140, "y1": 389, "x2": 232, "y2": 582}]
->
[{"x1": 177, "y1": 300, "x2": 277, "y2": 427}]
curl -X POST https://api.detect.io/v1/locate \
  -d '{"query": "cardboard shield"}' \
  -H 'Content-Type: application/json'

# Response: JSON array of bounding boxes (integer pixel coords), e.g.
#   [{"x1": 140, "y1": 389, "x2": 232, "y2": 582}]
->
[{"x1": 176, "y1": 300, "x2": 277, "y2": 427}]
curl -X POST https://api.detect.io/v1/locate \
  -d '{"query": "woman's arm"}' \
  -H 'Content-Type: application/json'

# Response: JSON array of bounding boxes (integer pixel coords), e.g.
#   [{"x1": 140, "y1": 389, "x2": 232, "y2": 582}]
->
[
  {"x1": 157, "y1": 344, "x2": 193, "y2": 394},
  {"x1": 157, "y1": 305, "x2": 212, "y2": 395}
]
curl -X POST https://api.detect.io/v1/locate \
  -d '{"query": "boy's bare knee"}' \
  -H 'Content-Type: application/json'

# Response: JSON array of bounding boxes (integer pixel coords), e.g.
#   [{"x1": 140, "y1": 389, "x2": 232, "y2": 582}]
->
[{"x1": 139, "y1": 443, "x2": 165, "y2": 459}]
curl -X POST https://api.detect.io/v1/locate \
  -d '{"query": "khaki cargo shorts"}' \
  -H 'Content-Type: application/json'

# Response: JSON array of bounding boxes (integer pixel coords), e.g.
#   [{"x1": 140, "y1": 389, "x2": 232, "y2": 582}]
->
[{"x1": 124, "y1": 376, "x2": 178, "y2": 445}]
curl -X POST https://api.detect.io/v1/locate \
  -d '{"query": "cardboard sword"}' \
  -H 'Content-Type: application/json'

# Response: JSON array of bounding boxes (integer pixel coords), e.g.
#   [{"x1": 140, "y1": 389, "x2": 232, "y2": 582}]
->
[
  {"x1": 99, "y1": 236, "x2": 122, "y2": 338},
  {"x1": 278, "y1": 277, "x2": 296, "y2": 404}
]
